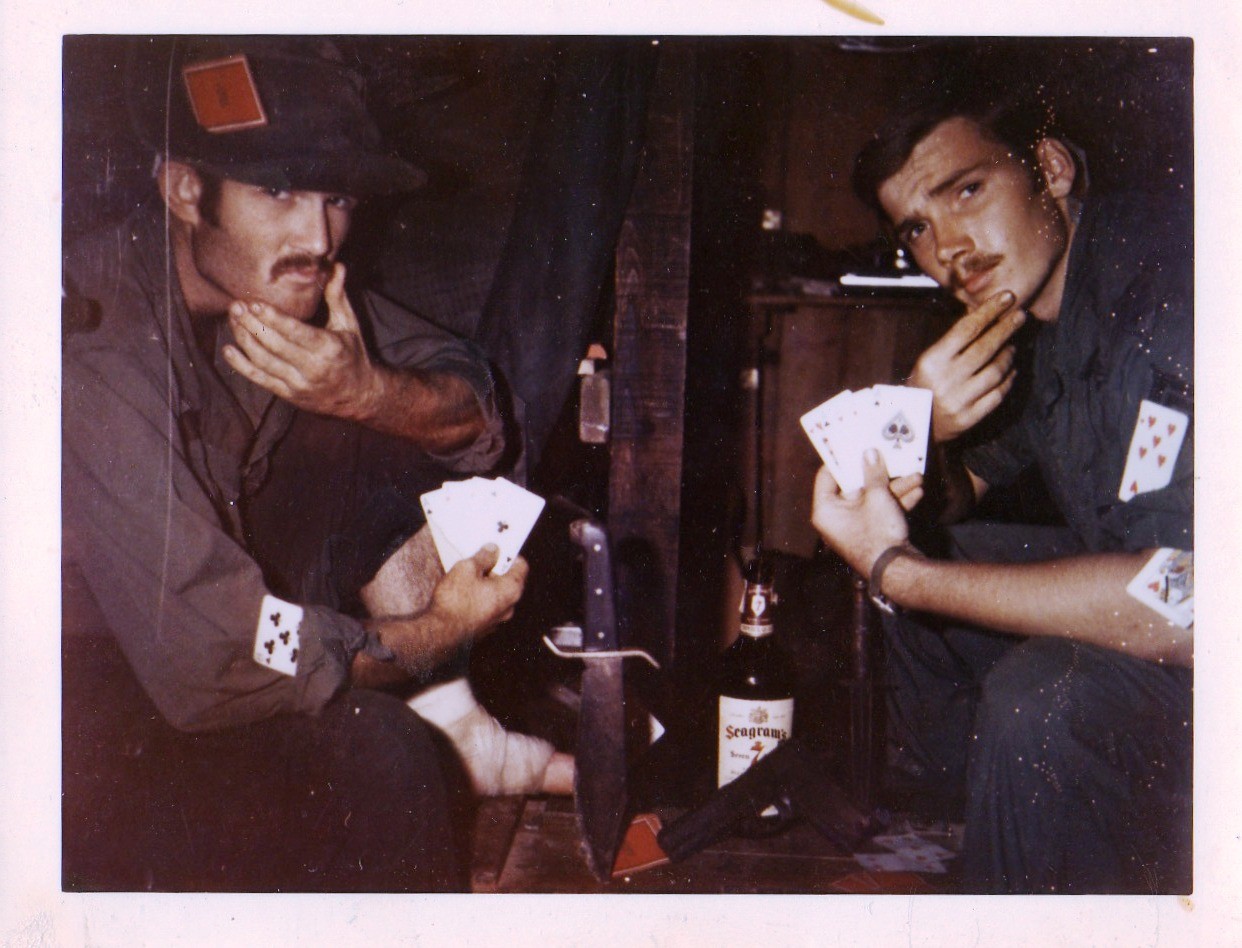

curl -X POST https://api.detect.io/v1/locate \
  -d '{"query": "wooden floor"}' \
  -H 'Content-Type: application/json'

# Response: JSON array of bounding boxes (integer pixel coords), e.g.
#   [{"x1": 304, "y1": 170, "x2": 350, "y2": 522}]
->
[{"x1": 470, "y1": 796, "x2": 959, "y2": 895}]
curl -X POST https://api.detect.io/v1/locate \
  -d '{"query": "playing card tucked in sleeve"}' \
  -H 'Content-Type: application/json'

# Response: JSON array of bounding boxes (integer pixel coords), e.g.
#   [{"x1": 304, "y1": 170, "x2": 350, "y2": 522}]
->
[
  {"x1": 1118, "y1": 399, "x2": 1189, "y2": 501},
  {"x1": 420, "y1": 477, "x2": 545, "y2": 575},
  {"x1": 252, "y1": 594, "x2": 304, "y2": 676},
  {"x1": 1126, "y1": 548, "x2": 1193, "y2": 628}
]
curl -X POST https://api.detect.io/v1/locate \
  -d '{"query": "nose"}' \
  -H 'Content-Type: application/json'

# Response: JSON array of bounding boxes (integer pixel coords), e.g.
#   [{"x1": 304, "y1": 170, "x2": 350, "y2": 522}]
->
[
  {"x1": 933, "y1": 217, "x2": 973, "y2": 269},
  {"x1": 289, "y1": 195, "x2": 334, "y2": 258}
]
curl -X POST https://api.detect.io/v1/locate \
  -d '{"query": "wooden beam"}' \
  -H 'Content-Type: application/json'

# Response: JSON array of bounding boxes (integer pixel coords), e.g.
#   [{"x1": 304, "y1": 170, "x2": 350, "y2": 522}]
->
[{"x1": 608, "y1": 43, "x2": 695, "y2": 668}]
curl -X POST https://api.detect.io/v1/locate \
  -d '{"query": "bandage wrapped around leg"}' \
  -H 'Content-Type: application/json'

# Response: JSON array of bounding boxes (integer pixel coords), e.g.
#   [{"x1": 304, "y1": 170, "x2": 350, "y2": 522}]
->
[{"x1": 407, "y1": 678, "x2": 556, "y2": 797}]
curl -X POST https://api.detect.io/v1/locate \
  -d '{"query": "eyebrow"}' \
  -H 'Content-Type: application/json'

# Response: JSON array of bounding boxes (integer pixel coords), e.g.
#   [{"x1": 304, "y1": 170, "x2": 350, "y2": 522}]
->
[{"x1": 891, "y1": 159, "x2": 990, "y2": 237}]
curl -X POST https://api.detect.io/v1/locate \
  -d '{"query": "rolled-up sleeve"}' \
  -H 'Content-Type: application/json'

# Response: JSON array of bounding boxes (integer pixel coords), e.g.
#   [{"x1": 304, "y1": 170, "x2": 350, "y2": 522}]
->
[
  {"x1": 362, "y1": 290, "x2": 505, "y2": 473},
  {"x1": 961, "y1": 419, "x2": 1036, "y2": 491},
  {"x1": 63, "y1": 348, "x2": 388, "y2": 733}
]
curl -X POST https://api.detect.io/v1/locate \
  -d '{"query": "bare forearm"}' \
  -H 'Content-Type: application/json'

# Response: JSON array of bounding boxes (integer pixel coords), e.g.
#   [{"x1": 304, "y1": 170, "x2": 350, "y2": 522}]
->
[
  {"x1": 349, "y1": 608, "x2": 470, "y2": 688},
  {"x1": 881, "y1": 550, "x2": 1193, "y2": 667},
  {"x1": 348, "y1": 547, "x2": 527, "y2": 688},
  {"x1": 359, "y1": 367, "x2": 486, "y2": 452}
]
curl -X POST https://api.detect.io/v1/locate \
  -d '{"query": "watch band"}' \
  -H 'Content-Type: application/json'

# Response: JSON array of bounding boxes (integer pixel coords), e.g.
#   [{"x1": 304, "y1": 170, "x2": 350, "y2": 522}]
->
[{"x1": 868, "y1": 542, "x2": 922, "y2": 614}]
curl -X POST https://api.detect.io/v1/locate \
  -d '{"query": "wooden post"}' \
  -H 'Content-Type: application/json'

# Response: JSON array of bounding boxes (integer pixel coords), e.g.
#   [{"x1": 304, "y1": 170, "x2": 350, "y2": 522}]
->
[{"x1": 607, "y1": 43, "x2": 694, "y2": 669}]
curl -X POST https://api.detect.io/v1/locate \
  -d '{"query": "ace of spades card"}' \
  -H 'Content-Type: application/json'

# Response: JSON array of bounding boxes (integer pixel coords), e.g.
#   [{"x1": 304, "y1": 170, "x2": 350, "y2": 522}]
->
[
  {"x1": 863, "y1": 384, "x2": 933, "y2": 479},
  {"x1": 801, "y1": 384, "x2": 932, "y2": 489}
]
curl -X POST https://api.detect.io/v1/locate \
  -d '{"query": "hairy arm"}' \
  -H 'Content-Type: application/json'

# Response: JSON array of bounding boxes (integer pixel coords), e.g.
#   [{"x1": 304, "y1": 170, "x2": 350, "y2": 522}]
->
[
  {"x1": 350, "y1": 545, "x2": 528, "y2": 687},
  {"x1": 224, "y1": 263, "x2": 485, "y2": 453}
]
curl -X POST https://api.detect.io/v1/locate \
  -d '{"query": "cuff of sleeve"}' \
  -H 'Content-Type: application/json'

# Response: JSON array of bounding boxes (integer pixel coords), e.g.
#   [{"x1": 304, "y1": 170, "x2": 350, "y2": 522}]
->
[
  {"x1": 423, "y1": 389, "x2": 506, "y2": 474},
  {"x1": 294, "y1": 606, "x2": 394, "y2": 712},
  {"x1": 961, "y1": 440, "x2": 1025, "y2": 491}
]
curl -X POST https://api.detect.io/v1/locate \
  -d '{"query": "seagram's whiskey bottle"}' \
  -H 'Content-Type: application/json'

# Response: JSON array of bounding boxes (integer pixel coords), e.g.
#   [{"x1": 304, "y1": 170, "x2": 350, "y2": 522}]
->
[{"x1": 716, "y1": 554, "x2": 796, "y2": 802}]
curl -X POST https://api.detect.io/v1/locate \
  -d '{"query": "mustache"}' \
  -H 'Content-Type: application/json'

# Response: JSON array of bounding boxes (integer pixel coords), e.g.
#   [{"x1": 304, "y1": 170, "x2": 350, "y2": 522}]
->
[
  {"x1": 271, "y1": 255, "x2": 333, "y2": 281},
  {"x1": 951, "y1": 253, "x2": 1002, "y2": 290}
]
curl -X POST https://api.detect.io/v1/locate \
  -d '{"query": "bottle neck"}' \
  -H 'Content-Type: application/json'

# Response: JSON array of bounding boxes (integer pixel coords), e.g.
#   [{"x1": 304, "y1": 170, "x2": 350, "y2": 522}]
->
[
  {"x1": 739, "y1": 581, "x2": 775, "y2": 639},
  {"x1": 738, "y1": 619, "x2": 774, "y2": 639}
]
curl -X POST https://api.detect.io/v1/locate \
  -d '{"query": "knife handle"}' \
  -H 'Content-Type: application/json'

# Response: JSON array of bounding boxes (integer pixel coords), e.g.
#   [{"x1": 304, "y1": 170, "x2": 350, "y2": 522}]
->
[{"x1": 569, "y1": 519, "x2": 618, "y2": 652}]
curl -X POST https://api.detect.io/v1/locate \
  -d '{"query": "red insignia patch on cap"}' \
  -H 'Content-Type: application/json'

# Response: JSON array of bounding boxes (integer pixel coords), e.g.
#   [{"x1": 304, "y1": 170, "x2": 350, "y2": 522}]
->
[{"x1": 182, "y1": 54, "x2": 268, "y2": 133}]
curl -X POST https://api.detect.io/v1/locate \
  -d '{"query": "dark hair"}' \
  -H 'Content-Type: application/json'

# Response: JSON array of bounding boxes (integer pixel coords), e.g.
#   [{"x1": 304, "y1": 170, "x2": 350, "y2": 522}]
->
[
  {"x1": 195, "y1": 167, "x2": 224, "y2": 227},
  {"x1": 852, "y1": 83, "x2": 1075, "y2": 226}
]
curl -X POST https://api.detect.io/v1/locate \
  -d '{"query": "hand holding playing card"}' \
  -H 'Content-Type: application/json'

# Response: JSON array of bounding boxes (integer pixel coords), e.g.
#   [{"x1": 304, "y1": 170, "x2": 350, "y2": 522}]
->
[
  {"x1": 429, "y1": 544, "x2": 530, "y2": 641},
  {"x1": 810, "y1": 450, "x2": 912, "y2": 578},
  {"x1": 907, "y1": 290, "x2": 1024, "y2": 443},
  {"x1": 801, "y1": 384, "x2": 932, "y2": 492},
  {"x1": 421, "y1": 477, "x2": 546, "y2": 575}
]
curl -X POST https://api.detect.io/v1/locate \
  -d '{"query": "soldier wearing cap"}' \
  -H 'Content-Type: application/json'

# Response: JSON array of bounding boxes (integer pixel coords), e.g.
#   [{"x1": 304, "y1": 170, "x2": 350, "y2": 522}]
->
[{"x1": 62, "y1": 37, "x2": 568, "y2": 891}]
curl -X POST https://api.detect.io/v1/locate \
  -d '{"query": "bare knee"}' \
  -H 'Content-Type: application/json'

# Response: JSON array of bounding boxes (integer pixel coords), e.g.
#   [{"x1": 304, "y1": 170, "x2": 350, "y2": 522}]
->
[{"x1": 359, "y1": 525, "x2": 443, "y2": 618}]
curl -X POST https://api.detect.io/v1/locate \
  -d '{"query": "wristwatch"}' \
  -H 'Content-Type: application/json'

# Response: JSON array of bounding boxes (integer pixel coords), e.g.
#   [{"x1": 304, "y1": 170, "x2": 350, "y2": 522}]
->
[{"x1": 868, "y1": 542, "x2": 922, "y2": 614}]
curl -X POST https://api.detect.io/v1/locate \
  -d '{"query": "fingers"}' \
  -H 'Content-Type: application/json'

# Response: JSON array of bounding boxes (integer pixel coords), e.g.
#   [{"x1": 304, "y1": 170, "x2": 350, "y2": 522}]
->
[
  {"x1": 221, "y1": 343, "x2": 297, "y2": 399},
  {"x1": 890, "y1": 473, "x2": 925, "y2": 512},
  {"x1": 861, "y1": 448, "x2": 891, "y2": 489},
  {"x1": 946, "y1": 290, "x2": 1018, "y2": 354},
  {"x1": 898, "y1": 485, "x2": 925, "y2": 512},
  {"x1": 469, "y1": 543, "x2": 501, "y2": 574},
  {"x1": 504, "y1": 556, "x2": 531, "y2": 586},
  {"x1": 439, "y1": 548, "x2": 528, "y2": 630},
  {"x1": 914, "y1": 291, "x2": 1025, "y2": 444},
  {"x1": 951, "y1": 341, "x2": 1017, "y2": 410},
  {"x1": 227, "y1": 303, "x2": 321, "y2": 384},
  {"x1": 813, "y1": 463, "x2": 843, "y2": 502},
  {"x1": 323, "y1": 263, "x2": 363, "y2": 335},
  {"x1": 962, "y1": 365, "x2": 1018, "y2": 425},
  {"x1": 962, "y1": 304, "x2": 1025, "y2": 374},
  {"x1": 230, "y1": 299, "x2": 321, "y2": 349},
  {"x1": 915, "y1": 291, "x2": 1019, "y2": 381},
  {"x1": 463, "y1": 545, "x2": 529, "y2": 590}
]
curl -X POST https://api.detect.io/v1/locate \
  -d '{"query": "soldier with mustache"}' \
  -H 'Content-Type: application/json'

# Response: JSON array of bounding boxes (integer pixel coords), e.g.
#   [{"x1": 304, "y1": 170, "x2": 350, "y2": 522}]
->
[
  {"x1": 62, "y1": 37, "x2": 569, "y2": 892},
  {"x1": 812, "y1": 81, "x2": 1193, "y2": 893}
]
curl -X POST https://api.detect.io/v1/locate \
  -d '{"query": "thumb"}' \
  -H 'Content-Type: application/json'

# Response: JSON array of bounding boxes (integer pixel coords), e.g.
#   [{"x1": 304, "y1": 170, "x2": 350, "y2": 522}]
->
[
  {"x1": 324, "y1": 263, "x2": 361, "y2": 334},
  {"x1": 813, "y1": 463, "x2": 842, "y2": 501},
  {"x1": 471, "y1": 543, "x2": 501, "y2": 574},
  {"x1": 862, "y1": 448, "x2": 891, "y2": 489}
]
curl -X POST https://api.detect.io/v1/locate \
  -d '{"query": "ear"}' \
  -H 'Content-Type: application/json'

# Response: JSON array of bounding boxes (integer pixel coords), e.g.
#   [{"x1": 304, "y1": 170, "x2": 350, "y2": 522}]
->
[
  {"x1": 1035, "y1": 137, "x2": 1077, "y2": 200},
  {"x1": 158, "y1": 159, "x2": 205, "y2": 226}
]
